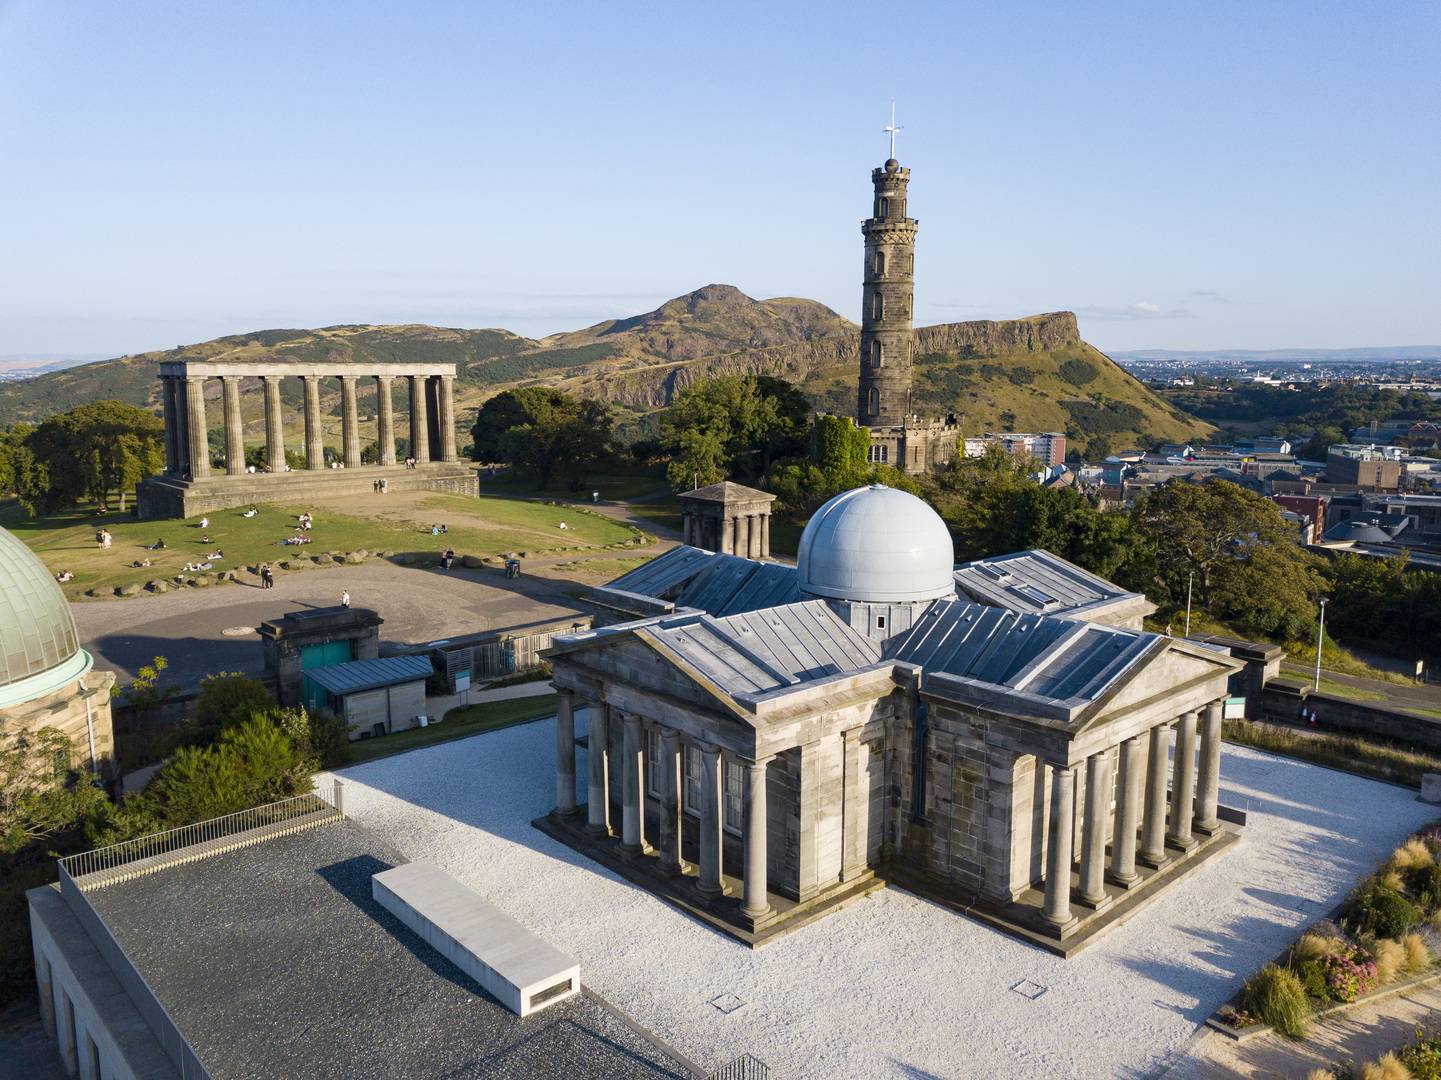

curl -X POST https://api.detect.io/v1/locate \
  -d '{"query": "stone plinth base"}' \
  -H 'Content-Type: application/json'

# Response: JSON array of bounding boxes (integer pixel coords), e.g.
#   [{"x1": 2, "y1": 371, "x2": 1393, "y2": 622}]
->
[{"x1": 136, "y1": 462, "x2": 478, "y2": 520}]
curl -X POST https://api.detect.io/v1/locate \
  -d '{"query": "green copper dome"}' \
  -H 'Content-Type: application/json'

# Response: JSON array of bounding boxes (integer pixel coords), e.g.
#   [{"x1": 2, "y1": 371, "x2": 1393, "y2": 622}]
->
[{"x1": 0, "y1": 525, "x2": 83, "y2": 696}]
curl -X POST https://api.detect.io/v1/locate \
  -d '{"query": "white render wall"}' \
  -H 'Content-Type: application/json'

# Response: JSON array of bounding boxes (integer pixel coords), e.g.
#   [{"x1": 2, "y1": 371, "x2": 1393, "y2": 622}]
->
[{"x1": 327, "y1": 717, "x2": 1439, "y2": 1079}]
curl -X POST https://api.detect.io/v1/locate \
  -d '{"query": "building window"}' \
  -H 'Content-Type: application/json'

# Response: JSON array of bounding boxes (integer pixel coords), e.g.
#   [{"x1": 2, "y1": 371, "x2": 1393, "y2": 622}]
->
[
  {"x1": 646, "y1": 728, "x2": 663, "y2": 797},
  {"x1": 872, "y1": 340, "x2": 883, "y2": 368},
  {"x1": 723, "y1": 759, "x2": 743, "y2": 835},
  {"x1": 683, "y1": 745, "x2": 701, "y2": 815},
  {"x1": 878, "y1": 197, "x2": 889, "y2": 217},
  {"x1": 876, "y1": 615, "x2": 886, "y2": 629},
  {"x1": 866, "y1": 386, "x2": 879, "y2": 416},
  {"x1": 873, "y1": 250, "x2": 885, "y2": 276},
  {"x1": 882, "y1": 445, "x2": 889, "y2": 462},
  {"x1": 872, "y1": 292, "x2": 884, "y2": 321}
]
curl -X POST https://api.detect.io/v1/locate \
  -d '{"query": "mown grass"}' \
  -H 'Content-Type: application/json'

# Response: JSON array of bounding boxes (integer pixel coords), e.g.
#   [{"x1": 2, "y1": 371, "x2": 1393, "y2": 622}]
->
[
  {"x1": 3, "y1": 490, "x2": 643, "y2": 599},
  {"x1": 347, "y1": 694, "x2": 558, "y2": 764},
  {"x1": 1223, "y1": 718, "x2": 1441, "y2": 788},
  {"x1": 476, "y1": 470, "x2": 668, "y2": 503}
]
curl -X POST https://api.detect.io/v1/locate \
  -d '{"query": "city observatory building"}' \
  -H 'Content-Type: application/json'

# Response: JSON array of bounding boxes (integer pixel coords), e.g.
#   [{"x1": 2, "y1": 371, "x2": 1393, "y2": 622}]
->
[{"x1": 541, "y1": 485, "x2": 1242, "y2": 952}]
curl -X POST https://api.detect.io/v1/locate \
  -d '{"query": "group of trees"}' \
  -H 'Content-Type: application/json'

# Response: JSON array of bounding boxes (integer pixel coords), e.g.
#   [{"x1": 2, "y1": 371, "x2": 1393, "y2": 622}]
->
[
  {"x1": 0, "y1": 401, "x2": 165, "y2": 516},
  {"x1": 659, "y1": 374, "x2": 811, "y2": 491},
  {"x1": 0, "y1": 671, "x2": 349, "y2": 1002},
  {"x1": 470, "y1": 387, "x2": 618, "y2": 490}
]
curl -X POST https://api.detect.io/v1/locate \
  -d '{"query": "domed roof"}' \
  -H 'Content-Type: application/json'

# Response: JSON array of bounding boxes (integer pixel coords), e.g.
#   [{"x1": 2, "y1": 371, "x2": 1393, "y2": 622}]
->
[
  {"x1": 797, "y1": 485, "x2": 956, "y2": 604},
  {"x1": 0, "y1": 525, "x2": 83, "y2": 696}
]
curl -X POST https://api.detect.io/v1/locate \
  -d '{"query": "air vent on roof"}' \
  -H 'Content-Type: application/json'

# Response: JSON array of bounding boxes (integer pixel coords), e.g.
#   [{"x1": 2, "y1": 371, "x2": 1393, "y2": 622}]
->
[
  {"x1": 976, "y1": 564, "x2": 1013, "y2": 584},
  {"x1": 1011, "y1": 584, "x2": 1058, "y2": 610}
]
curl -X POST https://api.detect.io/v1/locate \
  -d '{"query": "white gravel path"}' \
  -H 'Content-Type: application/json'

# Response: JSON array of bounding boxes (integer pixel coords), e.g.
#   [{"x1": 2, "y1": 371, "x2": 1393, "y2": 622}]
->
[{"x1": 325, "y1": 715, "x2": 1438, "y2": 1080}]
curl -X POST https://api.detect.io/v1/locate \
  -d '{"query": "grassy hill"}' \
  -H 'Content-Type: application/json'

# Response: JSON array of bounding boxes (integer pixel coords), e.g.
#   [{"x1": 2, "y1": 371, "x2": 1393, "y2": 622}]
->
[{"x1": 0, "y1": 286, "x2": 1209, "y2": 454}]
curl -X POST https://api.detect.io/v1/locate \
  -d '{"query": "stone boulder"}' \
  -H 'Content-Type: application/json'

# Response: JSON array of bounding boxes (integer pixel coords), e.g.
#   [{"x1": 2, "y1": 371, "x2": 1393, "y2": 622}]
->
[
  {"x1": 116, "y1": 583, "x2": 143, "y2": 597},
  {"x1": 314, "y1": 552, "x2": 334, "y2": 565},
  {"x1": 461, "y1": 554, "x2": 484, "y2": 569},
  {"x1": 145, "y1": 580, "x2": 170, "y2": 593}
]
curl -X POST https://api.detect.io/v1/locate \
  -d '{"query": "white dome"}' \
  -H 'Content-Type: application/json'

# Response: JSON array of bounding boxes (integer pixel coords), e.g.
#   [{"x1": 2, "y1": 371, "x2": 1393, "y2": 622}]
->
[{"x1": 796, "y1": 485, "x2": 956, "y2": 604}]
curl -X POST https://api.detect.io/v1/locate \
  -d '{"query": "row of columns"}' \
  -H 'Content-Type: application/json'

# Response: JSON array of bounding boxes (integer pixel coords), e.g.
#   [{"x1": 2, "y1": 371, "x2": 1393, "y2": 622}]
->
[
  {"x1": 1042, "y1": 699, "x2": 1224, "y2": 931},
  {"x1": 555, "y1": 690, "x2": 771, "y2": 920},
  {"x1": 681, "y1": 512, "x2": 770, "y2": 558},
  {"x1": 160, "y1": 372, "x2": 458, "y2": 481}
]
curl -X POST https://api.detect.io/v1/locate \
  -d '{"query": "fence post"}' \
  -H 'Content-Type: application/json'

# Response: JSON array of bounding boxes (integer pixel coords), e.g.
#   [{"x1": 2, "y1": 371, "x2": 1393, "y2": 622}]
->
[{"x1": 333, "y1": 779, "x2": 344, "y2": 815}]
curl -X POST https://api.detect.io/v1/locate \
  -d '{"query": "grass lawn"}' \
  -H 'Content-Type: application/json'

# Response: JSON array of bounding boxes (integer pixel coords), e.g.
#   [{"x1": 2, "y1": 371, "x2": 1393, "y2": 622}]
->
[
  {"x1": 476, "y1": 471, "x2": 668, "y2": 502},
  {"x1": 1223, "y1": 718, "x2": 1441, "y2": 788},
  {"x1": 347, "y1": 693, "x2": 558, "y2": 764},
  {"x1": 2, "y1": 490, "x2": 645, "y2": 600},
  {"x1": 631, "y1": 502, "x2": 682, "y2": 535}
]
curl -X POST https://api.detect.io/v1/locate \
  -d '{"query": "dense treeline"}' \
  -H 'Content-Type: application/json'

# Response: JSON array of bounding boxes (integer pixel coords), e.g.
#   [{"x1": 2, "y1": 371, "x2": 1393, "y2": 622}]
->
[
  {"x1": 1, "y1": 401, "x2": 165, "y2": 516},
  {"x1": 1165, "y1": 383, "x2": 1441, "y2": 437}
]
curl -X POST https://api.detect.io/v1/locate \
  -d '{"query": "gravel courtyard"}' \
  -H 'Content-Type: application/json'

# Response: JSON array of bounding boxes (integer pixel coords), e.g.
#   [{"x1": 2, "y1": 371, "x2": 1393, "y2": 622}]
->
[{"x1": 326, "y1": 715, "x2": 1439, "y2": 1080}]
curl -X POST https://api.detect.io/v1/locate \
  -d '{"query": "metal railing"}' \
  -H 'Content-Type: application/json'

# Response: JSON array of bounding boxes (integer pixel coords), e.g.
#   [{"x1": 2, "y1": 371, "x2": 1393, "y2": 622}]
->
[
  {"x1": 708, "y1": 1055, "x2": 770, "y2": 1080},
  {"x1": 60, "y1": 781, "x2": 344, "y2": 884}
]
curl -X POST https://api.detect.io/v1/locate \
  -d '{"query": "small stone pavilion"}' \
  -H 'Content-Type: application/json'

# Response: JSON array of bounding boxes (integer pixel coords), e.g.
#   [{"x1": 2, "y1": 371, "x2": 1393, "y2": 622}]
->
[
  {"x1": 677, "y1": 481, "x2": 775, "y2": 558},
  {"x1": 539, "y1": 485, "x2": 1242, "y2": 953},
  {"x1": 136, "y1": 359, "x2": 477, "y2": 518}
]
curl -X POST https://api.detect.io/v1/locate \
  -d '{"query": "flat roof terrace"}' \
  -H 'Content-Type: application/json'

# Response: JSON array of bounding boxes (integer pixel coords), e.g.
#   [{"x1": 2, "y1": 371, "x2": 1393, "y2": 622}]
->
[{"x1": 82, "y1": 818, "x2": 694, "y2": 1080}]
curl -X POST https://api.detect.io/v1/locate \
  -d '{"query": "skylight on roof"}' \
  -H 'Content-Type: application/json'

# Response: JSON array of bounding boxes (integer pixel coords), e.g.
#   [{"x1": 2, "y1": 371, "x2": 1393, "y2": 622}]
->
[
  {"x1": 1011, "y1": 584, "x2": 1058, "y2": 609},
  {"x1": 976, "y1": 564, "x2": 1013, "y2": 583}
]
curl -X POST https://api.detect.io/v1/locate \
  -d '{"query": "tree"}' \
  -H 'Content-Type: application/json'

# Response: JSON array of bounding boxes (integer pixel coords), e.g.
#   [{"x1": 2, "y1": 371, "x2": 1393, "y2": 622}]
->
[
  {"x1": 660, "y1": 374, "x2": 810, "y2": 491},
  {"x1": 1130, "y1": 479, "x2": 1323, "y2": 639},
  {"x1": 0, "y1": 727, "x2": 108, "y2": 856},
  {"x1": 16, "y1": 402, "x2": 164, "y2": 515},
  {"x1": 472, "y1": 388, "x2": 617, "y2": 489},
  {"x1": 192, "y1": 673, "x2": 277, "y2": 741},
  {"x1": 812, "y1": 414, "x2": 870, "y2": 484}
]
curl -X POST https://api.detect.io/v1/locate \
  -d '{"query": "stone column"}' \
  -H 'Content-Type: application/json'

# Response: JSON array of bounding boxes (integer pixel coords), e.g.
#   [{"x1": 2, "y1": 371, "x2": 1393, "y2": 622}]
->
[
  {"x1": 1042, "y1": 763, "x2": 1078, "y2": 931},
  {"x1": 840, "y1": 730, "x2": 867, "y2": 882},
  {"x1": 1168, "y1": 710, "x2": 1199, "y2": 851},
  {"x1": 1194, "y1": 699, "x2": 1224, "y2": 834},
  {"x1": 742, "y1": 757, "x2": 772, "y2": 920},
  {"x1": 761, "y1": 513, "x2": 770, "y2": 559},
  {"x1": 438, "y1": 374, "x2": 458, "y2": 462},
  {"x1": 735, "y1": 515, "x2": 750, "y2": 559},
  {"x1": 341, "y1": 375, "x2": 361, "y2": 467},
  {"x1": 586, "y1": 703, "x2": 610, "y2": 835},
  {"x1": 375, "y1": 375, "x2": 396, "y2": 465},
  {"x1": 1138, "y1": 723, "x2": 1172, "y2": 868},
  {"x1": 696, "y1": 743, "x2": 725, "y2": 897},
  {"x1": 161, "y1": 376, "x2": 181, "y2": 475},
  {"x1": 553, "y1": 690, "x2": 576, "y2": 816},
  {"x1": 621, "y1": 713, "x2": 643, "y2": 852},
  {"x1": 659, "y1": 730, "x2": 684, "y2": 874},
  {"x1": 222, "y1": 376, "x2": 245, "y2": 475},
  {"x1": 1078, "y1": 751, "x2": 1113, "y2": 909},
  {"x1": 264, "y1": 375, "x2": 286, "y2": 473},
  {"x1": 302, "y1": 375, "x2": 324, "y2": 470},
  {"x1": 1109, "y1": 735, "x2": 1144, "y2": 887},
  {"x1": 409, "y1": 375, "x2": 431, "y2": 464},
  {"x1": 184, "y1": 376, "x2": 210, "y2": 479},
  {"x1": 721, "y1": 515, "x2": 734, "y2": 555}
]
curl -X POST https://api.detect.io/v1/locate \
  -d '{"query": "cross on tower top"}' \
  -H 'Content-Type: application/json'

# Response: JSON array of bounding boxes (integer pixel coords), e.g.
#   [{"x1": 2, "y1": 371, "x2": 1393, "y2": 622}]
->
[{"x1": 883, "y1": 100, "x2": 902, "y2": 161}]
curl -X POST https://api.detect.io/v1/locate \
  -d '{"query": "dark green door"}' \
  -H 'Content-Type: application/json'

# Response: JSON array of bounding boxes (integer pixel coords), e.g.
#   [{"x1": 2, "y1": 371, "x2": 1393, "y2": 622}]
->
[{"x1": 300, "y1": 641, "x2": 353, "y2": 712}]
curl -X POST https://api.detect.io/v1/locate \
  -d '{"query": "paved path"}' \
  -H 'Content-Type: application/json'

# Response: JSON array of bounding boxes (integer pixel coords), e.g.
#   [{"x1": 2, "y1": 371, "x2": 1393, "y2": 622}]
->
[
  {"x1": 0, "y1": 1002, "x2": 63, "y2": 1080},
  {"x1": 1163, "y1": 982, "x2": 1441, "y2": 1078},
  {"x1": 1281, "y1": 661, "x2": 1441, "y2": 711},
  {"x1": 73, "y1": 558, "x2": 587, "y2": 691}
]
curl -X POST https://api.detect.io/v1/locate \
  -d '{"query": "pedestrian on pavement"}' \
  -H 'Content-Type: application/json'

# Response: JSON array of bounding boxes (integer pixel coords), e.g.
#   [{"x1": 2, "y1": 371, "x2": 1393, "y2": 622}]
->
[
  {"x1": 260, "y1": 564, "x2": 274, "y2": 589},
  {"x1": 340, "y1": 590, "x2": 351, "y2": 608}
]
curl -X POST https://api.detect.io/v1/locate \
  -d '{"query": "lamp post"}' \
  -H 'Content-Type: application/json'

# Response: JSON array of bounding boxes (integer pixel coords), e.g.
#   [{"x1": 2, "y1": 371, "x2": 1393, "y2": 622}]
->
[{"x1": 1314, "y1": 596, "x2": 1329, "y2": 691}]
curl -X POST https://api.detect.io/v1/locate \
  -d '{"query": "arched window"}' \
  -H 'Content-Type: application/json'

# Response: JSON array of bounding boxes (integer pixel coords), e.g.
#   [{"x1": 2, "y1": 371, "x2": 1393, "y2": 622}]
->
[
  {"x1": 878, "y1": 197, "x2": 889, "y2": 217},
  {"x1": 867, "y1": 386, "x2": 879, "y2": 416},
  {"x1": 872, "y1": 292, "x2": 884, "y2": 321},
  {"x1": 872, "y1": 341, "x2": 884, "y2": 368},
  {"x1": 874, "y1": 250, "x2": 886, "y2": 276}
]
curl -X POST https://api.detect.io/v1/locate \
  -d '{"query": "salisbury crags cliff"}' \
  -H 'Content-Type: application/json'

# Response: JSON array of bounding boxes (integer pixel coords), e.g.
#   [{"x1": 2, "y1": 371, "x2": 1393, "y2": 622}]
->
[{"x1": 0, "y1": 286, "x2": 1207, "y2": 452}]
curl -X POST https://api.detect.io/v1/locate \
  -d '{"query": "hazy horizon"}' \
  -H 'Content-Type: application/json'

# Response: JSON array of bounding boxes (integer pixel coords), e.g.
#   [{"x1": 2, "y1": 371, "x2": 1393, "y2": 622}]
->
[{"x1": 2, "y1": 1, "x2": 1436, "y2": 359}]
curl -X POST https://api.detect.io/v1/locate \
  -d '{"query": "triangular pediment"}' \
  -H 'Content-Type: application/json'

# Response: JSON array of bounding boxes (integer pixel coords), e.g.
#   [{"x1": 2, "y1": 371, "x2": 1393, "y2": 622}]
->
[{"x1": 1075, "y1": 640, "x2": 1240, "y2": 732}]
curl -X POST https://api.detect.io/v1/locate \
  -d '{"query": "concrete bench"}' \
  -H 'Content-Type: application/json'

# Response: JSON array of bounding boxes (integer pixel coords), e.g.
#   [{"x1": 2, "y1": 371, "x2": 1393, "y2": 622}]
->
[{"x1": 372, "y1": 861, "x2": 579, "y2": 1017}]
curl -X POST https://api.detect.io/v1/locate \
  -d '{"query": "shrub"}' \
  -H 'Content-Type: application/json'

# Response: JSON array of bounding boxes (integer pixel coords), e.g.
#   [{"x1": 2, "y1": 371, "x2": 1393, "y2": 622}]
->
[
  {"x1": 1295, "y1": 931, "x2": 1348, "y2": 963},
  {"x1": 1295, "y1": 959, "x2": 1331, "y2": 1000},
  {"x1": 1413, "y1": 866, "x2": 1441, "y2": 912},
  {"x1": 307, "y1": 708, "x2": 352, "y2": 769},
  {"x1": 1324, "y1": 948, "x2": 1379, "y2": 1002},
  {"x1": 1400, "y1": 1029, "x2": 1441, "y2": 1080},
  {"x1": 1375, "y1": 937, "x2": 1407, "y2": 985},
  {"x1": 1404, "y1": 933, "x2": 1432, "y2": 975},
  {"x1": 1382, "y1": 870, "x2": 1409, "y2": 894},
  {"x1": 193, "y1": 673, "x2": 276, "y2": 738},
  {"x1": 1393, "y1": 839, "x2": 1435, "y2": 872},
  {"x1": 1305, "y1": 1070, "x2": 1339, "y2": 1080},
  {"x1": 1243, "y1": 964, "x2": 1312, "y2": 1038},
  {"x1": 1349, "y1": 886, "x2": 1422, "y2": 939},
  {"x1": 1360, "y1": 1052, "x2": 1415, "y2": 1080}
]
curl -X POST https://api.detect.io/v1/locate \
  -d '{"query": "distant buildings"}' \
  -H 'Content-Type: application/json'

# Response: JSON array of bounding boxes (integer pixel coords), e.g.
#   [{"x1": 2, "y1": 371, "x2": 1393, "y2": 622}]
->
[
  {"x1": 962, "y1": 431, "x2": 1067, "y2": 467},
  {"x1": 1325, "y1": 444, "x2": 1403, "y2": 491}
]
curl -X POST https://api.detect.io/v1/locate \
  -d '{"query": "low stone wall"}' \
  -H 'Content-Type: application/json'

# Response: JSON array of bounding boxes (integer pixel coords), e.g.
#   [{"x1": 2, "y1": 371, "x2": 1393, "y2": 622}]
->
[{"x1": 1259, "y1": 680, "x2": 1441, "y2": 753}]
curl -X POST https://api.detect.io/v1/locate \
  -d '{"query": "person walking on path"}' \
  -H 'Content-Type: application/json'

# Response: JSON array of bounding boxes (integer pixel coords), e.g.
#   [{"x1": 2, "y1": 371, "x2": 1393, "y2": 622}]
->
[
  {"x1": 340, "y1": 590, "x2": 351, "y2": 608},
  {"x1": 260, "y1": 564, "x2": 274, "y2": 589}
]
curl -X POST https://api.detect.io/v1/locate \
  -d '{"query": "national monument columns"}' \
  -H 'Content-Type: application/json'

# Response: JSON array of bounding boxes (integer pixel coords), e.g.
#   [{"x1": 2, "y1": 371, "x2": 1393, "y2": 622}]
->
[{"x1": 137, "y1": 360, "x2": 476, "y2": 519}]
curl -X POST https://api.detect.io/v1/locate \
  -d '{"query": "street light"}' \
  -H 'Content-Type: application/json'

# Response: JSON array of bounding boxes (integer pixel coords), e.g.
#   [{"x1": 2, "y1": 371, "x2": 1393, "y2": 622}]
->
[
  {"x1": 1184, "y1": 571, "x2": 1195, "y2": 638},
  {"x1": 1314, "y1": 596, "x2": 1329, "y2": 691}
]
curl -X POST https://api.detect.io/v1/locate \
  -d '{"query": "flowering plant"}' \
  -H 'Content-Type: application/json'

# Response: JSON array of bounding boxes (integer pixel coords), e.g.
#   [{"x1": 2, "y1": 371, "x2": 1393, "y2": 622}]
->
[{"x1": 1324, "y1": 948, "x2": 1378, "y2": 1002}]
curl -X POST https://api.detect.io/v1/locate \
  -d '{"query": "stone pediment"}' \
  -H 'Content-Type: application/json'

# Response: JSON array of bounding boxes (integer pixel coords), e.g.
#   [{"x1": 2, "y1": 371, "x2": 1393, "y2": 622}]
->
[{"x1": 1073, "y1": 640, "x2": 1241, "y2": 736}]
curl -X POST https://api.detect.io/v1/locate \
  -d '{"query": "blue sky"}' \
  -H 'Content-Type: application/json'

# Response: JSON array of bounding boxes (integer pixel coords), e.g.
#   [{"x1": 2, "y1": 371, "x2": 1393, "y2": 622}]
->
[{"x1": 0, "y1": 1, "x2": 1436, "y2": 358}]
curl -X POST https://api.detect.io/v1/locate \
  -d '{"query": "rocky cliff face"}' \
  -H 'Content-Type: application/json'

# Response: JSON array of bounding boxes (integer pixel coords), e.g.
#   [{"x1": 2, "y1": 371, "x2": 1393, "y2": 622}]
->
[{"x1": 915, "y1": 312, "x2": 1080, "y2": 356}]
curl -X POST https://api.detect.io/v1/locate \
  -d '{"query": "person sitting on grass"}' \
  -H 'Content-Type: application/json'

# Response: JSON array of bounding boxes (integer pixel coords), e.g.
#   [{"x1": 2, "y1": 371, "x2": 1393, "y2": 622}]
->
[
  {"x1": 200, "y1": 534, "x2": 213, "y2": 544},
  {"x1": 130, "y1": 558, "x2": 152, "y2": 569},
  {"x1": 55, "y1": 570, "x2": 74, "y2": 583},
  {"x1": 199, "y1": 516, "x2": 209, "y2": 529},
  {"x1": 148, "y1": 537, "x2": 167, "y2": 550},
  {"x1": 242, "y1": 506, "x2": 258, "y2": 517}
]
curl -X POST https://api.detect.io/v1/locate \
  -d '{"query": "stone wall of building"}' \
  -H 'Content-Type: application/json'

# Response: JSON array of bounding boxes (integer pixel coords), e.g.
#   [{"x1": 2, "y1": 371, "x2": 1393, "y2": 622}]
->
[{"x1": 6, "y1": 670, "x2": 116, "y2": 776}]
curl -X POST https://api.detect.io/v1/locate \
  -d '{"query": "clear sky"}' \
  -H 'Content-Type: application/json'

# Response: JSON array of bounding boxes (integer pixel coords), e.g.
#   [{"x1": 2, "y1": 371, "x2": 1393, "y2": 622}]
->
[{"x1": 1, "y1": 1, "x2": 1437, "y2": 359}]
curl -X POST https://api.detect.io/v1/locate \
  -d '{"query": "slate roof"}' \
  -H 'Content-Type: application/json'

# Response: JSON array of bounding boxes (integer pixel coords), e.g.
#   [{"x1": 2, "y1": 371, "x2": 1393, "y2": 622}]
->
[
  {"x1": 952, "y1": 550, "x2": 1147, "y2": 617},
  {"x1": 605, "y1": 545, "x2": 720, "y2": 599},
  {"x1": 887, "y1": 599, "x2": 1159, "y2": 707},
  {"x1": 645, "y1": 601, "x2": 880, "y2": 696},
  {"x1": 304, "y1": 654, "x2": 433, "y2": 696},
  {"x1": 602, "y1": 545, "x2": 800, "y2": 618},
  {"x1": 676, "y1": 480, "x2": 776, "y2": 504}
]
